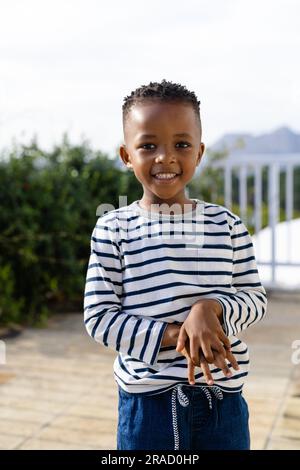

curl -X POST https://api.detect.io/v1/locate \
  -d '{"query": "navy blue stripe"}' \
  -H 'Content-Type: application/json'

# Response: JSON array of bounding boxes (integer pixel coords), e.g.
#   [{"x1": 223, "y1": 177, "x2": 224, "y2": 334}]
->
[
  {"x1": 127, "y1": 319, "x2": 142, "y2": 357},
  {"x1": 117, "y1": 355, "x2": 140, "y2": 380},
  {"x1": 157, "y1": 356, "x2": 186, "y2": 364},
  {"x1": 114, "y1": 374, "x2": 244, "y2": 396},
  {"x1": 84, "y1": 289, "x2": 116, "y2": 297},
  {"x1": 123, "y1": 244, "x2": 197, "y2": 257},
  {"x1": 116, "y1": 316, "x2": 131, "y2": 352},
  {"x1": 122, "y1": 266, "x2": 232, "y2": 286},
  {"x1": 136, "y1": 360, "x2": 249, "y2": 374},
  {"x1": 84, "y1": 311, "x2": 106, "y2": 325},
  {"x1": 121, "y1": 281, "x2": 233, "y2": 300},
  {"x1": 152, "y1": 306, "x2": 193, "y2": 320},
  {"x1": 122, "y1": 253, "x2": 233, "y2": 272},
  {"x1": 233, "y1": 243, "x2": 253, "y2": 252},
  {"x1": 231, "y1": 348, "x2": 248, "y2": 355},
  {"x1": 150, "y1": 323, "x2": 167, "y2": 365},
  {"x1": 122, "y1": 291, "x2": 234, "y2": 313},
  {"x1": 233, "y1": 220, "x2": 243, "y2": 226},
  {"x1": 134, "y1": 367, "x2": 158, "y2": 373},
  {"x1": 232, "y1": 269, "x2": 259, "y2": 278},
  {"x1": 233, "y1": 282, "x2": 262, "y2": 287},
  {"x1": 233, "y1": 256, "x2": 255, "y2": 265},
  {"x1": 140, "y1": 321, "x2": 155, "y2": 362},
  {"x1": 233, "y1": 302, "x2": 242, "y2": 332},
  {"x1": 231, "y1": 231, "x2": 248, "y2": 240},
  {"x1": 85, "y1": 276, "x2": 123, "y2": 287},
  {"x1": 98, "y1": 218, "x2": 230, "y2": 237},
  {"x1": 102, "y1": 311, "x2": 120, "y2": 346},
  {"x1": 243, "y1": 291, "x2": 261, "y2": 328},
  {"x1": 88, "y1": 261, "x2": 122, "y2": 274},
  {"x1": 204, "y1": 208, "x2": 237, "y2": 221},
  {"x1": 91, "y1": 313, "x2": 105, "y2": 338},
  {"x1": 214, "y1": 372, "x2": 248, "y2": 382},
  {"x1": 92, "y1": 236, "x2": 120, "y2": 252},
  {"x1": 239, "y1": 304, "x2": 251, "y2": 331},
  {"x1": 92, "y1": 249, "x2": 119, "y2": 260},
  {"x1": 143, "y1": 369, "x2": 248, "y2": 382},
  {"x1": 255, "y1": 292, "x2": 267, "y2": 302},
  {"x1": 84, "y1": 300, "x2": 121, "y2": 312},
  {"x1": 119, "y1": 230, "x2": 230, "y2": 246}
]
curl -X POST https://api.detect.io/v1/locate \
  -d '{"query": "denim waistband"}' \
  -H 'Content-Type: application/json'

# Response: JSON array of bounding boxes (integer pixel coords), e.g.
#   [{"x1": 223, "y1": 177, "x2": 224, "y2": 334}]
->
[{"x1": 171, "y1": 384, "x2": 224, "y2": 450}]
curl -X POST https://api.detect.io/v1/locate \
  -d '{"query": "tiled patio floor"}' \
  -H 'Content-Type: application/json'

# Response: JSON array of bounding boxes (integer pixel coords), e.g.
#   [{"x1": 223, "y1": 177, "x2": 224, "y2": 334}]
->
[{"x1": 0, "y1": 292, "x2": 299, "y2": 450}]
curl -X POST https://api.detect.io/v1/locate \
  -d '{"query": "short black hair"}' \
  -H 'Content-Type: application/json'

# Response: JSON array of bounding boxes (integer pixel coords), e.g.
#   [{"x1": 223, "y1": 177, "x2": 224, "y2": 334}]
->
[{"x1": 122, "y1": 79, "x2": 201, "y2": 134}]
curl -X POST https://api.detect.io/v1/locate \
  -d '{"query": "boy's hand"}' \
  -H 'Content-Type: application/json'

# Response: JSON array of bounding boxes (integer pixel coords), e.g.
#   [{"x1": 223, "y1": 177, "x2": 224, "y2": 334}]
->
[
  {"x1": 179, "y1": 341, "x2": 196, "y2": 385},
  {"x1": 176, "y1": 299, "x2": 240, "y2": 378},
  {"x1": 180, "y1": 339, "x2": 215, "y2": 386},
  {"x1": 160, "y1": 324, "x2": 213, "y2": 385},
  {"x1": 161, "y1": 323, "x2": 181, "y2": 348}
]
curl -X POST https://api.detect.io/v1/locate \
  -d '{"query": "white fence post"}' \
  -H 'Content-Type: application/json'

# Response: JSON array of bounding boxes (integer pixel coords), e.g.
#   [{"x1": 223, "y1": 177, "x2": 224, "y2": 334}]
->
[
  {"x1": 239, "y1": 166, "x2": 247, "y2": 225},
  {"x1": 254, "y1": 165, "x2": 262, "y2": 234},
  {"x1": 286, "y1": 165, "x2": 294, "y2": 222},
  {"x1": 224, "y1": 165, "x2": 232, "y2": 210},
  {"x1": 268, "y1": 164, "x2": 280, "y2": 285}
]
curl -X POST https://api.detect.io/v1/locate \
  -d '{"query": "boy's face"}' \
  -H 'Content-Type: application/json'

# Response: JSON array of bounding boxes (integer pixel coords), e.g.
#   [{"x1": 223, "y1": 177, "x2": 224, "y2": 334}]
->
[{"x1": 119, "y1": 100, "x2": 205, "y2": 208}]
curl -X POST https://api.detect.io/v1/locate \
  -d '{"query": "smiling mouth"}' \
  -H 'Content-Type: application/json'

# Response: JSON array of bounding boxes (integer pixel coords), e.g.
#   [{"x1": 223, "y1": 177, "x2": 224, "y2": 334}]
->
[
  {"x1": 152, "y1": 172, "x2": 181, "y2": 183},
  {"x1": 152, "y1": 173, "x2": 179, "y2": 185}
]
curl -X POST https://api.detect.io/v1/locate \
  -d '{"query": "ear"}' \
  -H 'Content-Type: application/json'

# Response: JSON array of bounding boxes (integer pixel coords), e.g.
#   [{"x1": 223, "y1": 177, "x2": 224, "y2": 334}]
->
[
  {"x1": 119, "y1": 144, "x2": 133, "y2": 170},
  {"x1": 196, "y1": 142, "x2": 205, "y2": 166}
]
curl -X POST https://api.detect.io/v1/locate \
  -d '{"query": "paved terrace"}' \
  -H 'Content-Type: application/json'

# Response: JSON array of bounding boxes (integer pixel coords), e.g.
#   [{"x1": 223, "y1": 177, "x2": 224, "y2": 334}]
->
[{"x1": 0, "y1": 293, "x2": 299, "y2": 450}]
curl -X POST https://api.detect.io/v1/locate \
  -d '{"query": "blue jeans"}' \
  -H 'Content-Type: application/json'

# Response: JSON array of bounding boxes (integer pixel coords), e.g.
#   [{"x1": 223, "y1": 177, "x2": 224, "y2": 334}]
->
[{"x1": 117, "y1": 384, "x2": 250, "y2": 450}]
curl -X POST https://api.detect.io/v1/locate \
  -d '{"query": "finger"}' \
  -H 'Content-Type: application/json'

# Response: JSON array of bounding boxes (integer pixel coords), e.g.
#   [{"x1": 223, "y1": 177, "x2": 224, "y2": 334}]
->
[
  {"x1": 199, "y1": 355, "x2": 214, "y2": 385},
  {"x1": 201, "y1": 343, "x2": 214, "y2": 363},
  {"x1": 226, "y1": 350, "x2": 240, "y2": 371},
  {"x1": 184, "y1": 341, "x2": 191, "y2": 356},
  {"x1": 190, "y1": 337, "x2": 200, "y2": 366},
  {"x1": 181, "y1": 344, "x2": 196, "y2": 385},
  {"x1": 176, "y1": 326, "x2": 188, "y2": 352},
  {"x1": 212, "y1": 341, "x2": 227, "y2": 357},
  {"x1": 214, "y1": 353, "x2": 232, "y2": 378},
  {"x1": 187, "y1": 358, "x2": 195, "y2": 385},
  {"x1": 219, "y1": 331, "x2": 231, "y2": 350}
]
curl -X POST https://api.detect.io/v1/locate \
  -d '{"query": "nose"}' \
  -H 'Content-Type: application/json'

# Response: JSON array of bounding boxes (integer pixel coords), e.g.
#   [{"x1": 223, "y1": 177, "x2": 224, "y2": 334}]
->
[{"x1": 155, "y1": 145, "x2": 176, "y2": 163}]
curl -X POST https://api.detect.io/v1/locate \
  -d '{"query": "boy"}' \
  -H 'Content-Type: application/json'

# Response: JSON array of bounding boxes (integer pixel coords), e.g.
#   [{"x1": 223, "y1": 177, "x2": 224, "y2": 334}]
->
[{"x1": 83, "y1": 79, "x2": 267, "y2": 450}]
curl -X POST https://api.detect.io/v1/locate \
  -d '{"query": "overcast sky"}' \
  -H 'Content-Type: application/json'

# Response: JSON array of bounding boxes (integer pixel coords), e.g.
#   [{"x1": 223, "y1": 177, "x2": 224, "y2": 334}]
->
[{"x1": 1, "y1": 0, "x2": 300, "y2": 157}]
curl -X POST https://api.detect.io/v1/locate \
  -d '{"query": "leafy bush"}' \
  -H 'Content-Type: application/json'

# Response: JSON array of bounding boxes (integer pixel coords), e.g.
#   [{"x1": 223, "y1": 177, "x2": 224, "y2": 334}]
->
[{"x1": 0, "y1": 135, "x2": 141, "y2": 326}]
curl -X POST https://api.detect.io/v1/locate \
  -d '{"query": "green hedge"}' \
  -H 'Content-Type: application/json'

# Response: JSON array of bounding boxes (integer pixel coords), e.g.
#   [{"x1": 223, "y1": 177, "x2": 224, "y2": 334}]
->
[{"x1": 0, "y1": 135, "x2": 142, "y2": 326}]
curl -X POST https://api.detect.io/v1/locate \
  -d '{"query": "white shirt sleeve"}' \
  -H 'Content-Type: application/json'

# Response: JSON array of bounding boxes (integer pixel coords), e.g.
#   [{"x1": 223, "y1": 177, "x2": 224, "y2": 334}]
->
[
  {"x1": 213, "y1": 217, "x2": 267, "y2": 337},
  {"x1": 83, "y1": 217, "x2": 167, "y2": 365}
]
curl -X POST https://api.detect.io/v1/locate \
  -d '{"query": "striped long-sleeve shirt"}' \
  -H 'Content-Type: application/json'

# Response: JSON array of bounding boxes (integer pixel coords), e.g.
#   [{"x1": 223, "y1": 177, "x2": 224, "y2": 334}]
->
[{"x1": 83, "y1": 198, "x2": 267, "y2": 395}]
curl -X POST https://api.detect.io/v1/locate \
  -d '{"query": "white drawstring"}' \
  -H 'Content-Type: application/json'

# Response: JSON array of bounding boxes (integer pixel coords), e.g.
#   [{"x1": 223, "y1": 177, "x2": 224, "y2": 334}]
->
[{"x1": 171, "y1": 384, "x2": 223, "y2": 450}]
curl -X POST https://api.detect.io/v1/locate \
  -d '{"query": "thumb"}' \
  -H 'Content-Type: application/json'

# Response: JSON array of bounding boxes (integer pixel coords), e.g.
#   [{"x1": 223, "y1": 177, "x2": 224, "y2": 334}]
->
[{"x1": 176, "y1": 326, "x2": 187, "y2": 352}]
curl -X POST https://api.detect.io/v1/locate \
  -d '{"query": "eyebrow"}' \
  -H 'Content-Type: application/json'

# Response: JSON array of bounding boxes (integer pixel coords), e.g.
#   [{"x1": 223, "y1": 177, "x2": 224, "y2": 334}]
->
[{"x1": 136, "y1": 132, "x2": 192, "y2": 140}]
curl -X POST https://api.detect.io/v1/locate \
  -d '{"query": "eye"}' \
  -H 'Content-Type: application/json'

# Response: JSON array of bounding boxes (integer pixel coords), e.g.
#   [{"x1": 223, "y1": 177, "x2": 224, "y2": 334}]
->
[
  {"x1": 139, "y1": 144, "x2": 155, "y2": 150},
  {"x1": 139, "y1": 142, "x2": 191, "y2": 150},
  {"x1": 176, "y1": 141, "x2": 191, "y2": 148}
]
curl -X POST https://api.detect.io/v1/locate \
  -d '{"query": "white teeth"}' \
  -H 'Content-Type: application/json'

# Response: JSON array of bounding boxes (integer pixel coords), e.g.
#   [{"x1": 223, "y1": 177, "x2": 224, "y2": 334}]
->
[{"x1": 154, "y1": 173, "x2": 177, "y2": 179}]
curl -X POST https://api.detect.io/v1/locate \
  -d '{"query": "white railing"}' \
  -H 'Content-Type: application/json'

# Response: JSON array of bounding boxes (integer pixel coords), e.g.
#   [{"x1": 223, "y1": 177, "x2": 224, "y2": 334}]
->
[{"x1": 211, "y1": 154, "x2": 300, "y2": 289}]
